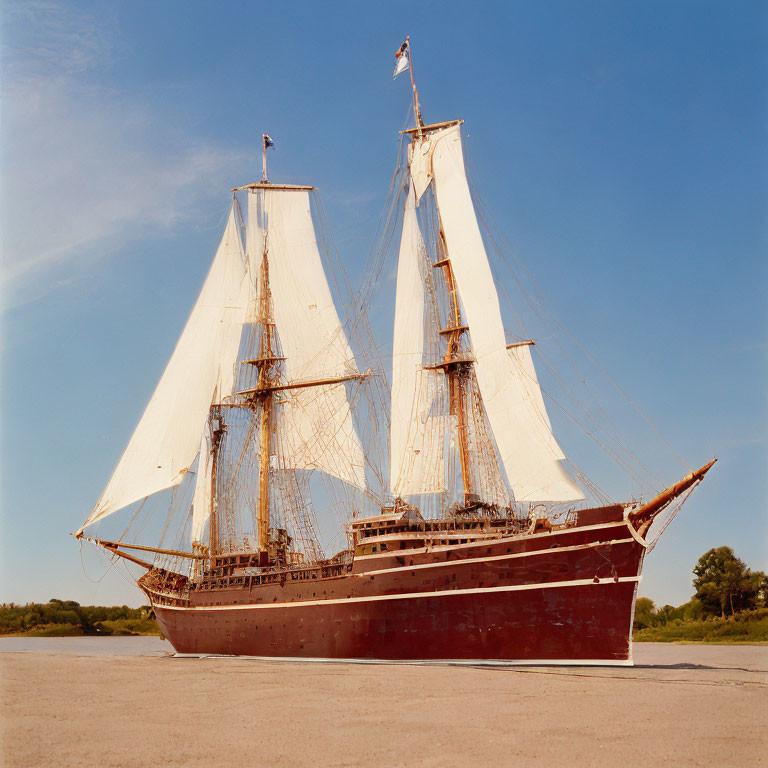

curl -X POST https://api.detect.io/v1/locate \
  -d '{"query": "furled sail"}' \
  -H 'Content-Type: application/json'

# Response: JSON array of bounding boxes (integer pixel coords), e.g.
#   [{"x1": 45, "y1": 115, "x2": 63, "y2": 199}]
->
[
  {"x1": 409, "y1": 123, "x2": 584, "y2": 502},
  {"x1": 390, "y1": 187, "x2": 447, "y2": 497},
  {"x1": 246, "y1": 188, "x2": 366, "y2": 489},
  {"x1": 79, "y1": 206, "x2": 250, "y2": 533}
]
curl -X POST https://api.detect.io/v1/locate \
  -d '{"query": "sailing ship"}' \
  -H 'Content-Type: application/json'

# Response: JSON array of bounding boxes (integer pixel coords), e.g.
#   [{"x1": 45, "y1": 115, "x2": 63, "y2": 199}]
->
[{"x1": 74, "y1": 40, "x2": 714, "y2": 664}]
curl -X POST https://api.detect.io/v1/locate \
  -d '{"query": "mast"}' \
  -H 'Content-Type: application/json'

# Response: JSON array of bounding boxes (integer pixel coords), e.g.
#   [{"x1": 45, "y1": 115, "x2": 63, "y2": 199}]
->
[
  {"x1": 255, "y1": 241, "x2": 275, "y2": 553},
  {"x1": 208, "y1": 406, "x2": 224, "y2": 564},
  {"x1": 261, "y1": 134, "x2": 273, "y2": 183},
  {"x1": 405, "y1": 36, "x2": 424, "y2": 132},
  {"x1": 239, "y1": 192, "x2": 371, "y2": 555},
  {"x1": 395, "y1": 54, "x2": 474, "y2": 504},
  {"x1": 432, "y1": 229, "x2": 474, "y2": 505},
  {"x1": 79, "y1": 148, "x2": 368, "y2": 560},
  {"x1": 394, "y1": 117, "x2": 585, "y2": 504}
]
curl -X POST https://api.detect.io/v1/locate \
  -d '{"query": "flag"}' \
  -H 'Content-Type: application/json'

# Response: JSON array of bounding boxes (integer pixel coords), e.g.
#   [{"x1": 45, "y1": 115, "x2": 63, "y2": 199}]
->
[
  {"x1": 393, "y1": 39, "x2": 410, "y2": 79},
  {"x1": 263, "y1": 134, "x2": 275, "y2": 149}
]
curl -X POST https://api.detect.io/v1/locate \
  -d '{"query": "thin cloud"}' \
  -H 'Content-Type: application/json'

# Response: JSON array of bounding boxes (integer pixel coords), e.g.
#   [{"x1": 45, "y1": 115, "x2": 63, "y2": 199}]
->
[{"x1": 0, "y1": 2, "x2": 244, "y2": 308}]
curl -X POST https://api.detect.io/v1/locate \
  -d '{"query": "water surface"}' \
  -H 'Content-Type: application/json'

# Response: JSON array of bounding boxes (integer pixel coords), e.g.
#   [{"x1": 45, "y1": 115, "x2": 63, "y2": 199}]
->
[
  {"x1": 1, "y1": 638, "x2": 765, "y2": 671},
  {"x1": 0, "y1": 636, "x2": 173, "y2": 655}
]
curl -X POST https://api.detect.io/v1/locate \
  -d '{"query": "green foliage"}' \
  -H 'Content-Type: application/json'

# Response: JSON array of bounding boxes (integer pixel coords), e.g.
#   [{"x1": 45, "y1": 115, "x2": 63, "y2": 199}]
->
[
  {"x1": 634, "y1": 608, "x2": 768, "y2": 643},
  {"x1": 96, "y1": 617, "x2": 162, "y2": 636},
  {"x1": 633, "y1": 547, "x2": 767, "y2": 642},
  {"x1": 0, "y1": 600, "x2": 159, "y2": 636},
  {"x1": 693, "y1": 547, "x2": 766, "y2": 617},
  {"x1": 633, "y1": 597, "x2": 657, "y2": 630}
]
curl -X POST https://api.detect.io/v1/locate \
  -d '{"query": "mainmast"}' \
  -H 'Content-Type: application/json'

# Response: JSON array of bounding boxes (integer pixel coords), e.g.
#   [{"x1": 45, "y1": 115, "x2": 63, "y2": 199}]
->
[
  {"x1": 427, "y1": 229, "x2": 475, "y2": 505},
  {"x1": 405, "y1": 36, "x2": 424, "y2": 132},
  {"x1": 79, "y1": 144, "x2": 369, "y2": 565},
  {"x1": 392, "y1": 47, "x2": 585, "y2": 507},
  {"x1": 208, "y1": 406, "x2": 225, "y2": 563},
  {"x1": 254, "y1": 243, "x2": 276, "y2": 553},
  {"x1": 394, "y1": 36, "x2": 424, "y2": 134},
  {"x1": 400, "y1": 117, "x2": 478, "y2": 506}
]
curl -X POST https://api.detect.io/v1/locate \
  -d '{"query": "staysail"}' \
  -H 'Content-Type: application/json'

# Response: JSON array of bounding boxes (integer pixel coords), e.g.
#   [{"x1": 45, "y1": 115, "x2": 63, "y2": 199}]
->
[
  {"x1": 79, "y1": 206, "x2": 250, "y2": 533},
  {"x1": 401, "y1": 122, "x2": 584, "y2": 503},
  {"x1": 390, "y1": 187, "x2": 447, "y2": 497},
  {"x1": 190, "y1": 416, "x2": 213, "y2": 544}
]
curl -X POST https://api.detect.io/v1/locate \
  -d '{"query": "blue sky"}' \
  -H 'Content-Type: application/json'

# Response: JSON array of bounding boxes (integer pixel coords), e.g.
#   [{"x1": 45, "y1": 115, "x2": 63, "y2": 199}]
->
[{"x1": 1, "y1": 0, "x2": 765, "y2": 608}]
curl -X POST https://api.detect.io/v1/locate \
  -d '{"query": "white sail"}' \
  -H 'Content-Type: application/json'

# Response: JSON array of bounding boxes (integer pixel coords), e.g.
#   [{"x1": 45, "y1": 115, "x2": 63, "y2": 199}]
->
[
  {"x1": 247, "y1": 188, "x2": 366, "y2": 489},
  {"x1": 390, "y1": 187, "x2": 447, "y2": 497},
  {"x1": 414, "y1": 123, "x2": 584, "y2": 502},
  {"x1": 79, "y1": 206, "x2": 250, "y2": 532},
  {"x1": 190, "y1": 421, "x2": 212, "y2": 544},
  {"x1": 508, "y1": 343, "x2": 564, "y2": 458}
]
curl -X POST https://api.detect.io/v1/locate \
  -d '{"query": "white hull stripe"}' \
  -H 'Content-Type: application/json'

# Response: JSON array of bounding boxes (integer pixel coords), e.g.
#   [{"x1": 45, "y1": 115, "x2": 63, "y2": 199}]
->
[
  {"x1": 356, "y1": 538, "x2": 636, "y2": 577},
  {"x1": 153, "y1": 575, "x2": 641, "y2": 613},
  {"x1": 169, "y1": 654, "x2": 633, "y2": 667},
  {"x1": 354, "y1": 520, "x2": 630, "y2": 561}
]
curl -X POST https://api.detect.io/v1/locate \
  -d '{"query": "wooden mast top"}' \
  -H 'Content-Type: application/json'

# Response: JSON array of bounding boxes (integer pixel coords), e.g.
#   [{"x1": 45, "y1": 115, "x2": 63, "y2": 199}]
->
[
  {"x1": 233, "y1": 183, "x2": 315, "y2": 191},
  {"x1": 400, "y1": 119, "x2": 463, "y2": 137}
]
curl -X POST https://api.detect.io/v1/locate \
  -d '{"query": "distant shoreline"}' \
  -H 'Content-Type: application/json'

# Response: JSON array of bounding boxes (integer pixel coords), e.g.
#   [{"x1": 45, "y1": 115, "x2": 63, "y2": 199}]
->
[
  {"x1": 4, "y1": 601, "x2": 766, "y2": 644},
  {"x1": 0, "y1": 630, "x2": 162, "y2": 638}
]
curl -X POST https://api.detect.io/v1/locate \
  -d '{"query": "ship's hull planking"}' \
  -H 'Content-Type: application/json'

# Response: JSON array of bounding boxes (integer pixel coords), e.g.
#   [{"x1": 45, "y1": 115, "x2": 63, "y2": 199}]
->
[{"x1": 146, "y1": 510, "x2": 646, "y2": 663}]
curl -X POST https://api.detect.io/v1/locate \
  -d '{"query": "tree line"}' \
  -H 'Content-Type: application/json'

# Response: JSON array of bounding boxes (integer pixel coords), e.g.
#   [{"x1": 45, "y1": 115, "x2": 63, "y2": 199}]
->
[
  {"x1": 0, "y1": 599, "x2": 158, "y2": 636},
  {"x1": 635, "y1": 546, "x2": 767, "y2": 631}
]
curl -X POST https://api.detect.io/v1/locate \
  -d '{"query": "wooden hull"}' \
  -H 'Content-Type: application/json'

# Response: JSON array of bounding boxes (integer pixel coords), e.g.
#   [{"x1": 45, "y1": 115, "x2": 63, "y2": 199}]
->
[{"x1": 148, "y1": 516, "x2": 647, "y2": 664}]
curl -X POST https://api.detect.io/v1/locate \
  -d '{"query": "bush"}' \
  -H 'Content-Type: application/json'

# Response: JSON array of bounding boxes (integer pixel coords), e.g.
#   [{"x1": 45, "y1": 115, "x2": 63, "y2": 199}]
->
[{"x1": 0, "y1": 601, "x2": 159, "y2": 636}]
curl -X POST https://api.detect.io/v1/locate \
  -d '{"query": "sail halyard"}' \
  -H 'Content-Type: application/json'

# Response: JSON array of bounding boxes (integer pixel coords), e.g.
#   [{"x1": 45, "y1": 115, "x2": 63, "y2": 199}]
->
[{"x1": 393, "y1": 120, "x2": 585, "y2": 506}]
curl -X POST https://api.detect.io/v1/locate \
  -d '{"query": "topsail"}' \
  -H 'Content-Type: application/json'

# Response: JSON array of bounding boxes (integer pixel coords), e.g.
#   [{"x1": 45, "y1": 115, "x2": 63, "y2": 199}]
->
[{"x1": 245, "y1": 187, "x2": 366, "y2": 489}]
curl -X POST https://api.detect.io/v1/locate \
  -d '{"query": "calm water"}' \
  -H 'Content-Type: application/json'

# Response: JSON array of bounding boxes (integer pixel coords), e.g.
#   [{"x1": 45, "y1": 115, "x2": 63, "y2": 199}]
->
[
  {"x1": 1, "y1": 638, "x2": 765, "y2": 669},
  {"x1": 0, "y1": 636, "x2": 173, "y2": 655}
]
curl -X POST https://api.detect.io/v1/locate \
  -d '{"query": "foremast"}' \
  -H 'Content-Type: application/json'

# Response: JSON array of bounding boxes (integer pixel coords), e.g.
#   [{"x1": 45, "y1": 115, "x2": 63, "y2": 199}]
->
[
  {"x1": 253, "y1": 238, "x2": 277, "y2": 553},
  {"x1": 207, "y1": 180, "x2": 370, "y2": 566},
  {"x1": 427, "y1": 234, "x2": 475, "y2": 505},
  {"x1": 77, "y1": 156, "x2": 370, "y2": 574}
]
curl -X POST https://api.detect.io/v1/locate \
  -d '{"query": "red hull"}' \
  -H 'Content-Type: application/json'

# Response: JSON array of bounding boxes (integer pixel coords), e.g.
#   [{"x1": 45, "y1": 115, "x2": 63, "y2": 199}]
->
[{"x1": 148, "y1": 515, "x2": 646, "y2": 663}]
